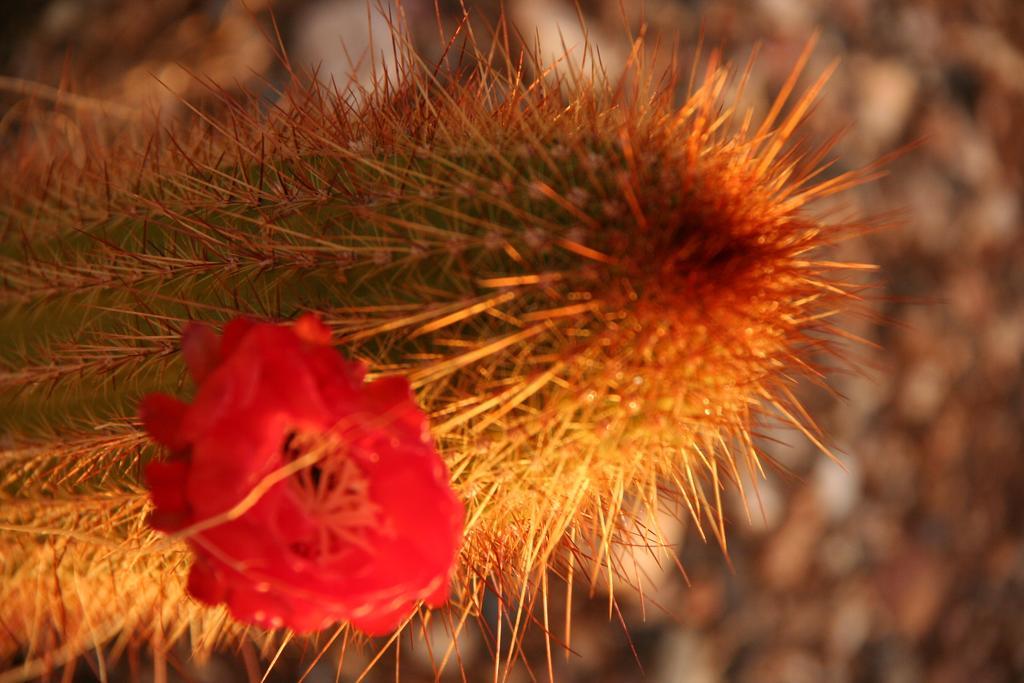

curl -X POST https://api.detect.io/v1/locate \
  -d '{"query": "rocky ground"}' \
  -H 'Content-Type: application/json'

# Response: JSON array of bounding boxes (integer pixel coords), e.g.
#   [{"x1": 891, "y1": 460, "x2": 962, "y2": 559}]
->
[{"x1": 2, "y1": 1, "x2": 1022, "y2": 681}]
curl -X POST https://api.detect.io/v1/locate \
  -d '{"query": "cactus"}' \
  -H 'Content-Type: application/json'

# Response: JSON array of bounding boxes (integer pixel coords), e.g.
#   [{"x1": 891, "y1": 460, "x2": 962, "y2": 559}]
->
[{"x1": 0, "y1": 16, "x2": 877, "y2": 682}]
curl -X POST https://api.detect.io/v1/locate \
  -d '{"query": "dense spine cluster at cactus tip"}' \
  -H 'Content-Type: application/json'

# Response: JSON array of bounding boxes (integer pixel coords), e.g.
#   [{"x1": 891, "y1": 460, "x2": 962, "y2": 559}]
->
[{"x1": 0, "y1": 16, "x2": 878, "y2": 681}]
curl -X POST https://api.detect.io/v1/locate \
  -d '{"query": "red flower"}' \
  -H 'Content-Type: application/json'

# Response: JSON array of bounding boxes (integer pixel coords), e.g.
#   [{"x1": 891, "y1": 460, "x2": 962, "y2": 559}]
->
[{"x1": 139, "y1": 314, "x2": 464, "y2": 634}]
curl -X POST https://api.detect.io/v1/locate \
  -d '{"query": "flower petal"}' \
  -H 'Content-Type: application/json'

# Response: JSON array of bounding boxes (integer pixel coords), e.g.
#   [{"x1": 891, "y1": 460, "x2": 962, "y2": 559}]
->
[
  {"x1": 219, "y1": 316, "x2": 257, "y2": 359},
  {"x1": 144, "y1": 459, "x2": 190, "y2": 513},
  {"x1": 138, "y1": 393, "x2": 189, "y2": 451},
  {"x1": 293, "y1": 313, "x2": 332, "y2": 346},
  {"x1": 348, "y1": 601, "x2": 418, "y2": 635},
  {"x1": 187, "y1": 557, "x2": 226, "y2": 606},
  {"x1": 182, "y1": 322, "x2": 220, "y2": 383},
  {"x1": 358, "y1": 375, "x2": 428, "y2": 442}
]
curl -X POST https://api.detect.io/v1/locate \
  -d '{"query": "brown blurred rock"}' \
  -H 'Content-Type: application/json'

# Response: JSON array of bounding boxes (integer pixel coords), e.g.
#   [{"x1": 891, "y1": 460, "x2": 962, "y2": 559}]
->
[
  {"x1": 852, "y1": 56, "x2": 919, "y2": 156},
  {"x1": 877, "y1": 544, "x2": 951, "y2": 641},
  {"x1": 760, "y1": 489, "x2": 826, "y2": 590}
]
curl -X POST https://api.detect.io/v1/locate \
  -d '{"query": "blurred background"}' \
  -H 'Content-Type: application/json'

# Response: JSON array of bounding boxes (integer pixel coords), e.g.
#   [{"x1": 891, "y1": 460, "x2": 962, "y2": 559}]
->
[{"x1": 1, "y1": 0, "x2": 1022, "y2": 681}]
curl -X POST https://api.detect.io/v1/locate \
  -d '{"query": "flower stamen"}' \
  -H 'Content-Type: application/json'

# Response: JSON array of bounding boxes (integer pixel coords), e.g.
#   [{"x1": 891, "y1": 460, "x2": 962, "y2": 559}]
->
[{"x1": 282, "y1": 430, "x2": 382, "y2": 560}]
